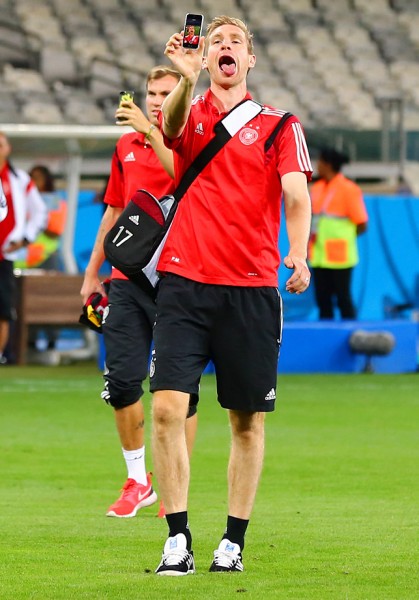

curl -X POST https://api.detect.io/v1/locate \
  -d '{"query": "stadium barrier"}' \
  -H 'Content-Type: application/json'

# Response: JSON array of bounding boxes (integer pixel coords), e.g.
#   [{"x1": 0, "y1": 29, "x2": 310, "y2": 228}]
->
[
  {"x1": 14, "y1": 272, "x2": 84, "y2": 365},
  {"x1": 279, "y1": 320, "x2": 417, "y2": 374},
  {"x1": 98, "y1": 321, "x2": 416, "y2": 375}
]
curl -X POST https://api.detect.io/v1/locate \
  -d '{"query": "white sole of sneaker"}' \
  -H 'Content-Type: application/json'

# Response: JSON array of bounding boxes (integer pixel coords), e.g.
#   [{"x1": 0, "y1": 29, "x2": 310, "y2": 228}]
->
[
  {"x1": 156, "y1": 569, "x2": 195, "y2": 577},
  {"x1": 106, "y1": 490, "x2": 158, "y2": 518}
]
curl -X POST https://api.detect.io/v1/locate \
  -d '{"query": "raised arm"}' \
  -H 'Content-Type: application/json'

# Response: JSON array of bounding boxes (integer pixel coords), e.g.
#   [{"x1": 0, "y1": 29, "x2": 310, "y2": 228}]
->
[
  {"x1": 162, "y1": 32, "x2": 205, "y2": 139},
  {"x1": 115, "y1": 101, "x2": 175, "y2": 178}
]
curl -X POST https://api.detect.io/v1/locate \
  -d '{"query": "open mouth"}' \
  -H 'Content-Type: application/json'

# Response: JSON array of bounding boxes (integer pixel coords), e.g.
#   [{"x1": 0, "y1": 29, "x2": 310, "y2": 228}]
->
[{"x1": 219, "y1": 55, "x2": 237, "y2": 76}]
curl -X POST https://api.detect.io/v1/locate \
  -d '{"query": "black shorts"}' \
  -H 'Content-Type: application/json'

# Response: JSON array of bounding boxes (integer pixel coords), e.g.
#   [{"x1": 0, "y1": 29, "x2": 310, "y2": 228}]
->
[
  {"x1": 0, "y1": 260, "x2": 16, "y2": 320},
  {"x1": 102, "y1": 279, "x2": 155, "y2": 406},
  {"x1": 150, "y1": 274, "x2": 283, "y2": 412},
  {"x1": 102, "y1": 279, "x2": 197, "y2": 417}
]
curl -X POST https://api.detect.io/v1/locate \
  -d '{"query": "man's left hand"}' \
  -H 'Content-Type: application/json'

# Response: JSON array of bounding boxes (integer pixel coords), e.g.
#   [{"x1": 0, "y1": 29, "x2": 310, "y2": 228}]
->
[{"x1": 284, "y1": 255, "x2": 311, "y2": 294}]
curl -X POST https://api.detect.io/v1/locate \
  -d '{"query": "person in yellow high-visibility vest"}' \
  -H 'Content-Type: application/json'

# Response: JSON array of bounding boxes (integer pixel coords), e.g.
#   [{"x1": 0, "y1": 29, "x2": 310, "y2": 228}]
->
[
  {"x1": 14, "y1": 165, "x2": 67, "y2": 271},
  {"x1": 15, "y1": 165, "x2": 67, "y2": 354},
  {"x1": 309, "y1": 147, "x2": 368, "y2": 319}
]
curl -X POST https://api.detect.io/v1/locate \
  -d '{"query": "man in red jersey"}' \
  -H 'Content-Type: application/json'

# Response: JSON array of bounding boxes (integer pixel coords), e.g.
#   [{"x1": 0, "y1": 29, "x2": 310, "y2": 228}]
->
[
  {"x1": 0, "y1": 131, "x2": 47, "y2": 365},
  {"x1": 183, "y1": 25, "x2": 200, "y2": 46},
  {"x1": 80, "y1": 66, "x2": 197, "y2": 519},
  {"x1": 151, "y1": 16, "x2": 312, "y2": 575}
]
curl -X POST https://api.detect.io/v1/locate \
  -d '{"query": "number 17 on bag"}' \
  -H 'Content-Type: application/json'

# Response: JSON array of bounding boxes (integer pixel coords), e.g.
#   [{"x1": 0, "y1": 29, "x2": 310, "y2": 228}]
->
[{"x1": 111, "y1": 226, "x2": 133, "y2": 247}]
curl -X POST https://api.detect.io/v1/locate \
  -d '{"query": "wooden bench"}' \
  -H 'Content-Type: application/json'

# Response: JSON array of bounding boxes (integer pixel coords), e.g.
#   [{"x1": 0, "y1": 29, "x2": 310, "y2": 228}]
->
[{"x1": 14, "y1": 272, "x2": 84, "y2": 365}]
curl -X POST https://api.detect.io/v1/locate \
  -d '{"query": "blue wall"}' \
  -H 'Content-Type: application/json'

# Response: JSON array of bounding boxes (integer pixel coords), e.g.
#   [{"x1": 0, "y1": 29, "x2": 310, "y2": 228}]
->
[
  {"x1": 279, "y1": 194, "x2": 419, "y2": 322},
  {"x1": 280, "y1": 320, "x2": 417, "y2": 374},
  {"x1": 74, "y1": 192, "x2": 419, "y2": 321},
  {"x1": 74, "y1": 190, "x2": 111, "y2": 275},
  {"x1": 78, "y1": 192, "x2": 418, "y2": 373}
]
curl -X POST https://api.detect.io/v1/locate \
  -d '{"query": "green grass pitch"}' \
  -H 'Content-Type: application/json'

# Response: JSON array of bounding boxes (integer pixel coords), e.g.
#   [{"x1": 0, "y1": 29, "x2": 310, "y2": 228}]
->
[{"x1": 0, "y1": 364, "x2": 418, "y2": 599}]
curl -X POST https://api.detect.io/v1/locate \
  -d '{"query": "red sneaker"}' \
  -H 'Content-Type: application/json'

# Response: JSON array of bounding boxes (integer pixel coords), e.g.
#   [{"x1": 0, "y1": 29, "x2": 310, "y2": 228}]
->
[{"x1": 106, "y1": 473, "x2": 157, "y2": 518}]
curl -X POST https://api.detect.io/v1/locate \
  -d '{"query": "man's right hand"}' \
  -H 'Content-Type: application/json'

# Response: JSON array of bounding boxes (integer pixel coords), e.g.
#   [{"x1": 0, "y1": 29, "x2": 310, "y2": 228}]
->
[
  {"x1": 115, "y1": 101, "x2": 149, "y2": 133},
  {"x1": 164, "y1": 32, "x2": 205, "y2": 81},
  {"x1": 80, "y1": 273, "x2": 107, "y2": 305}
]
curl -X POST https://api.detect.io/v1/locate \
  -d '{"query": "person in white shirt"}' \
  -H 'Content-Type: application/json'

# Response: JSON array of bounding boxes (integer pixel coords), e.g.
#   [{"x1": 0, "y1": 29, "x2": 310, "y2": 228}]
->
[{"x1": 0, "y1": 131, "x2": 47, "y2": 364}]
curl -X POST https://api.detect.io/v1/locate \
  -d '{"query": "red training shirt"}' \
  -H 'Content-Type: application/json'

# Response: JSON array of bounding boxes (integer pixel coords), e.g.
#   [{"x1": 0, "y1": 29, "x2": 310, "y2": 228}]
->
[
  {"x1": 0, "y1": 165, "x2": 15, "y2": 258},
  {"x1": 158, "y1": 90, "x2": 312, "y2": 287},
  {"x1": 104, "y1": 131, "x2": 175, "y2": 279}
]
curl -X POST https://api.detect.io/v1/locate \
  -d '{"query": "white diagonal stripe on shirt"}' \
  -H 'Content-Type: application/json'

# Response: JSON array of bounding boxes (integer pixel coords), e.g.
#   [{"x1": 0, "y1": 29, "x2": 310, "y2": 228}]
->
[
  {"x1": 292, "y1": 123, "x2": 305, "y2": 171},
  {"x1": 294, "y1": 122, "x2": 312, "y2": 171},
  {"x1": 222, "y1": 100, "x2": 263, "y2": 136},
  {"x1": 292, "y1": 122, "x2": 310, "y2": 172}
]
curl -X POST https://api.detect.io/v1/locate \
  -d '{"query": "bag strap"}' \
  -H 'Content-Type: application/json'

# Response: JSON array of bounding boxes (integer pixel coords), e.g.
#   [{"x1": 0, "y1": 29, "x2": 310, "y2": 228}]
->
[
  {"x1": 173, "y1": 99, "x2": 263, "y2": 202},
  {"x1": 264, "y1": 112, "x2": 293, "y2": 153}
]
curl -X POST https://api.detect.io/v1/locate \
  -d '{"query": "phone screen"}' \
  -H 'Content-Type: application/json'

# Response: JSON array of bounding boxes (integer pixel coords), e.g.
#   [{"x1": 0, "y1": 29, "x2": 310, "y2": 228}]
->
[
  {"x1": 182, "y1": 13, "x2": 204, "y2": 49},
  {"x1": 119, "y1": 90, "x2": 135, "y2": 106},
  {"x1": 117, "y1": 90, "x2": 135, "y2": 122}
]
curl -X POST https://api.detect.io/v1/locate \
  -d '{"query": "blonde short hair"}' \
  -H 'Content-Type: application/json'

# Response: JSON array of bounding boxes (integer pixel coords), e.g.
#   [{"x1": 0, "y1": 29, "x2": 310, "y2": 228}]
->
[
  {"x1": 146, "y1": 65, "x2": 181, "y2": 88},
  {"x1": 206, "y1": 15, "x2": 254, "y2": 54}
]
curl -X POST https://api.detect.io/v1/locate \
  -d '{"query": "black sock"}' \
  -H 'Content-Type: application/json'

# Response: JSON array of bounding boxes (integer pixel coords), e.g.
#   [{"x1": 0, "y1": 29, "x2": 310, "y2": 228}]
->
[
  {"x1": 223, "y1": 515, "x2": 249, "y2": 552},
  {"x1": 166, "y1": 511, "x2": 192, "y2": 550}
]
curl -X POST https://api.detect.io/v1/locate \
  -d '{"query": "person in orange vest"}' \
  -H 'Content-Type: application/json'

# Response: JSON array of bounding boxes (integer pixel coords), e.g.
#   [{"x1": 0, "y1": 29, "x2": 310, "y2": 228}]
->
[
  {"x1": 14, "y1": 165, "x2": 67, "y2": 271},
  {"x1": 309, "y1": 147, "x2": 368, "y2": 319},
  {"x1": 16, "y1": 165, "x2": 67, "y2": 355},
  {"x1": 0, "y1": 132, "x2": 47, "y2": 365}
]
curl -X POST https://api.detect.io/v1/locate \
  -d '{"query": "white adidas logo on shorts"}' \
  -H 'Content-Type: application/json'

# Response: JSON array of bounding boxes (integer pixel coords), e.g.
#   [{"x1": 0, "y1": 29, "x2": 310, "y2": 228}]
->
[{"x1": 265, "y1": 388, "x2": 276, "y2": 401}]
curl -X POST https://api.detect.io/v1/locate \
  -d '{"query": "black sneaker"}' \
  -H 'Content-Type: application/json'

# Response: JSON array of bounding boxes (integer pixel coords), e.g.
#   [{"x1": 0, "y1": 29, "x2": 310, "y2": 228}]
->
[
  {"x1": 155, "y1": 533, "x2": 195, "y2": 576},
  {"x1": 209, "y1": 539, "x2": 244, "y2": 572}
]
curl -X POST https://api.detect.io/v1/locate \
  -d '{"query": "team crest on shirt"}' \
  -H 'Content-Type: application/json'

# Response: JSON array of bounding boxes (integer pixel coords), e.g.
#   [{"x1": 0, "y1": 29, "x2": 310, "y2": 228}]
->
[{"x1": 239, "y1": 127, "x2": 258, "y2": 145}]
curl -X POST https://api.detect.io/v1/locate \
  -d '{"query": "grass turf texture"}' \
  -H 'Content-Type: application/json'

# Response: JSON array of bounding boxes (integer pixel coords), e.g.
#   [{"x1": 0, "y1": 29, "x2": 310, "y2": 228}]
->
[{"x1": 0, "y1": 364, "x2": 418, "y2": 599}]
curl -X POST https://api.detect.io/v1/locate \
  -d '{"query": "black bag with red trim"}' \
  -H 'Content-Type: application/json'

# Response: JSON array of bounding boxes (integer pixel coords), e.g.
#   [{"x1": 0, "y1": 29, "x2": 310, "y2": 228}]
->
[{"x1": 104, "y1": 190, "x2": 176, "y2": 298}]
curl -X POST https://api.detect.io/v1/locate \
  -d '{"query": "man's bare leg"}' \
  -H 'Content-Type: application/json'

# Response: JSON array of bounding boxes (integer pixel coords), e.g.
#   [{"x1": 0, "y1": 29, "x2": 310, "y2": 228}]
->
[
  {"x1": 114, "y1": 400, "x2": 144, "y2": 450},
  {"x1": 105, "y1": 400, "x2": 154, "y2": 517},
  {"x1": 208, "y1": 410, "x2": 266, "y2": 572},
  {"x1": 156, "y1": 407, "x2": 198, "y2": 518},
  {"x1": 185, "y1": 412, "x2": 198, "y2": 458},
  {"x1": 153, "y1": 390, "x2": 195, "y2": 574},
  {"x1": 227, "y1": 410, "x2": 265, "y2": 520},
  {"x1": 0, "y1": 320, "x2": 10, "y2": 358},
  {"x1": 152, "y1": 390, "x2": 190, "y2": 514}
]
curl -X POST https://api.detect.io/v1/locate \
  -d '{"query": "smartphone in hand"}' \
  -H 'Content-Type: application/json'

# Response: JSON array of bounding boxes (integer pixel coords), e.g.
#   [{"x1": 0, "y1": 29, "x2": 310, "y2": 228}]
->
[
  {"x1": 117, "y1": 90, "x2": 135, "y2": 122},
  {"x1": 182, "y1": 13, "x2": 204, "y2": 49}
]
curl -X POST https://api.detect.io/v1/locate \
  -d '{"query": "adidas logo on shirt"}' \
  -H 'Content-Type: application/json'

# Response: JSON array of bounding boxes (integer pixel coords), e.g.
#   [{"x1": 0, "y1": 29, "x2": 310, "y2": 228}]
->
[
  {"x1": 129, "y1": 214, "x2": 140, "y2": 225},
  {"x1": 265, "y1": 388, "x2": 276, "y2": 401},
  {"x1": 195, "y1": 122, "x2": 204, "y2": 135},
  {"x1": 124, "y1": 151, "x2": 135, "y2": 162}
]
